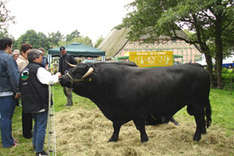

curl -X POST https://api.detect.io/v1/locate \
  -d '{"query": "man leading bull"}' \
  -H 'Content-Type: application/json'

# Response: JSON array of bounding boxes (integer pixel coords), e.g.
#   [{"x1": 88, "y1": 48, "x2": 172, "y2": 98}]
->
[{"x1": 58, "y1": 46, "x2": 77, "y2": 106}]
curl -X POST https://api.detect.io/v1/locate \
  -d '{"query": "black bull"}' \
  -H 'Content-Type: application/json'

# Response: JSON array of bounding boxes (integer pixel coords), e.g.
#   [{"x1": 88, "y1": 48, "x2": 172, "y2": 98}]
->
[{"x1": 59, "y1": 62, "x2": 212, "y2": 142}]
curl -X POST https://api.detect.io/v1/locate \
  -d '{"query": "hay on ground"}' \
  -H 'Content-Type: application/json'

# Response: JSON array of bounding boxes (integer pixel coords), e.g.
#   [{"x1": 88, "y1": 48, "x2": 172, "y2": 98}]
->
[{"x1": 54, "y1": 108, "x2": 234, "y2": 156}]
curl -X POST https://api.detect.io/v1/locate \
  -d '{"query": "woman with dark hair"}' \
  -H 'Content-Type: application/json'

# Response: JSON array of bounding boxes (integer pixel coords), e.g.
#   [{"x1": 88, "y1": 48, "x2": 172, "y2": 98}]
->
[
  {"x1": 16, "y1": 43, "x2": 33, "y2": 139},
  {"x1": 0, "y1": 38, "x2": 20, "y2": 148},
  {"x1": 17, "y1": 43, "x2": 32, "y2": 72}
]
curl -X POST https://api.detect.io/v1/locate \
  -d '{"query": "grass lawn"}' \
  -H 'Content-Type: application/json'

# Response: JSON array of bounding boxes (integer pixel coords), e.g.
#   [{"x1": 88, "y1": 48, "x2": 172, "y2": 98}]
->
[{"x1": 0, "y1": 83, "x2": 233, "y2": 156}]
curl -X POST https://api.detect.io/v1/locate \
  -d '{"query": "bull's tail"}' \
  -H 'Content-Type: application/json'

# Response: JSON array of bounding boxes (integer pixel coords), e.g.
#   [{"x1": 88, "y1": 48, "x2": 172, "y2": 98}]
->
[{"x1": 205, "y1": 99, "x2": 212, "y2": 128}]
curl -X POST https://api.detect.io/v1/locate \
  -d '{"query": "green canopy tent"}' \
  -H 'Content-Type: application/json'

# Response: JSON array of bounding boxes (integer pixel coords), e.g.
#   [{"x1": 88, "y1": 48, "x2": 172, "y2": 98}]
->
[
  {"x1": 48, "y1": 42, "x2": 105, "y2": 57},
  {"x1": 48, "y1": 43, "x2": 105, "y2": 69}
]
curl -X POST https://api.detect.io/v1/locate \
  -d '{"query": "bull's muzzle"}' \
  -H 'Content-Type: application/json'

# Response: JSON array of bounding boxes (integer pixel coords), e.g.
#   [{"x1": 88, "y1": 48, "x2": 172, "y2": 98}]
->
[
  {"x1": 59, "y1": 75, "x2": 73, "y2": 88},
  {"x1": 59, "y1": 67, "x2": 94, "y2": 87}
]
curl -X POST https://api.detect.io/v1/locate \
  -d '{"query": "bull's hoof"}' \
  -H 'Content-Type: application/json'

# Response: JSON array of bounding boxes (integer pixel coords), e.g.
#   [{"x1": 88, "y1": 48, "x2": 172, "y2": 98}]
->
[
  {"x1": 172, "y1": 120, "x2": 179, "y2": 126},
  {"x1": 201, "y1": 128, "x2": 207, "y2": 134},
  {"x1": 141, "y1": 136, "x2": 149, "y2": 143},
  {"x1": 108, "y1": 137, "x2": 118, "y2": 142},
  {"x1": 193, "y1": 134, "x2": 201, "y2": 141},
  {"x1": 206, "y1": 120, "x2": 211, "y2": 128}
]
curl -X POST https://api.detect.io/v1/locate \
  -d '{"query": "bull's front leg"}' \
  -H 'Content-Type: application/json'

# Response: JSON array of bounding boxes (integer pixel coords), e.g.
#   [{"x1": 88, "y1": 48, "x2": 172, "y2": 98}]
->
[
  {"x1": 133, "y1": 119, "x2": 148, "y2": 142},
  {"x1": 109, "y1": 121, "x2": 121, "y2": 142}
]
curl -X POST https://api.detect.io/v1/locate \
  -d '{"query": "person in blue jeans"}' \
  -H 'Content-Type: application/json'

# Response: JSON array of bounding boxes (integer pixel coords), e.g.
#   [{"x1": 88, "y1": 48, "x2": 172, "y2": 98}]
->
[
  {"x1": 0, "y1": 38, "x2": 20, "y2": 148},
  {"x1": 20, "y1": 49, "x2": 61, "y2": 156}
]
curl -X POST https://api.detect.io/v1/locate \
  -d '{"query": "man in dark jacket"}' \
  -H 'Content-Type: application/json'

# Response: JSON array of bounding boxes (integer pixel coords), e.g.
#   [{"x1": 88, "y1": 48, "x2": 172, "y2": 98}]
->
[
  {"x1": 58, "y1": 46, "x2": 77, "y2": 106},
  {"x1": 20, "y1": 49, "x2": 61, "y2": 156}
]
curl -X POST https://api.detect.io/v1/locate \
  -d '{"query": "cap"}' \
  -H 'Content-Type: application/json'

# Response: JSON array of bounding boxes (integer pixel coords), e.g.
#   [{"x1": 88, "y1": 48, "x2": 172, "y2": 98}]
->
[
  {"x1": 28, "y1": 49, "x2": 42, "y2": 62},
  {"x1": 12, "y1": 49, "x2": 20, "y2": 55},
  {"x1": 60, "y1": 46, "x2": 65, "y2": 51}
]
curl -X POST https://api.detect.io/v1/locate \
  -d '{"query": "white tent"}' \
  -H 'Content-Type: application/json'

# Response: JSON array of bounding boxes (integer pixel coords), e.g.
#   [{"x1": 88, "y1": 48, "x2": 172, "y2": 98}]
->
[{"x1": 196, "y1": 53, "x2": 234, "y2": 66}]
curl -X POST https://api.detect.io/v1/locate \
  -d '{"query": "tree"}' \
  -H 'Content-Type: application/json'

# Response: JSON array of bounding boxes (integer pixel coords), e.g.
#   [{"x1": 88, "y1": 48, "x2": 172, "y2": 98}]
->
[
  {"x1": 0, "y1": 28, "x2": 10, "y2": 38},
  {"x1": 59, "y1": 36, "x2": 93, "y2": 47},
  {"x1": 120, "y1": 0, "x2": 234, "y2": 88},
  {"x1": 48, "y1": 31, "x2": 63, "y2": 48},
  {"x1": 0, "y1": 1, "x2": 15, "y2": 38},
  {"x1": 71, "y1": 36, "x2": 92, "y2": 46},
  {"x1": 59, "y1": 29, "x2": 93, "y2": 47},
  {"x1": 66, "y1": 29, "x2": 80, "y2": 42},
  {"x1": 94, "y1": 36, "x2": 104, "y2": 48},
  {"x1": 59, "y1": 29, "x2": 93, "y2": 46},
  {"x1": 15, "y1": 30, "x2": 50, "y2": 51}
]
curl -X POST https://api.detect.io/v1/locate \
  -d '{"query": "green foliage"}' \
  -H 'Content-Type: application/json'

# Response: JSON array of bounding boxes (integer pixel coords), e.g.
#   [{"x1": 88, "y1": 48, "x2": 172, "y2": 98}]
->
[
  {"x1": 48, "y1": 31, "x2": 64, "y2": 48},
  {"x1": 121, "y1": 0, "x2": 234, "y2": 88},
  {"x1": 59, "y1": 36, "x2": 93, "y2": 47},
  {"x1": 14, "y1": 30, "x2": 50, "y2": 50},
  {"x1": 65, "y1": 29, "x2": 80, "y2": 42},
  {"x1": 222, "y1": 68, "x2": 234, "y2": 90},
  {"x1": 71, "y1": 36, "x2": 92, "y2": 46},
  {"x1": 123, "y1": 0, "x2": 234, "y2": 45},
  {"x1": 13, "y1": 29, "x2": 94, "y2": 51},
  {"x1": 0, "y1": 29, "x2": 11, "y2": 38}
]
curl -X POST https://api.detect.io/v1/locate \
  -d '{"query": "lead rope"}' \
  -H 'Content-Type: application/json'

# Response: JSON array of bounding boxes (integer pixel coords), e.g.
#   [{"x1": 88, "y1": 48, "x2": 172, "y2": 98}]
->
[{"x1": 47, "y1": 69, "x2": 57, "y2": 156}]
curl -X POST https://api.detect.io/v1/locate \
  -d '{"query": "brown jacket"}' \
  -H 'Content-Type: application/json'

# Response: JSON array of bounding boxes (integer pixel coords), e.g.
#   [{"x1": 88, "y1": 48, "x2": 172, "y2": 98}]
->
[{"x1": 16, "y1": 55, "x2": 29, "y2": 72}]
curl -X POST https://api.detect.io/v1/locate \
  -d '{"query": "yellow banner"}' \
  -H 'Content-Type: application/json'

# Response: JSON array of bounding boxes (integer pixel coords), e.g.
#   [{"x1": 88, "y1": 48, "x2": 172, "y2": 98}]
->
[{"x1": 129, "y1": 51, "x2": 173, "y2": 67}]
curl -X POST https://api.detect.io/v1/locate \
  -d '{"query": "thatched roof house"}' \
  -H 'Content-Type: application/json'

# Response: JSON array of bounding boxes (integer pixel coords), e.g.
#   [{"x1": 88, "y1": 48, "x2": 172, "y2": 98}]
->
[{"x1": 98, "y1": 28, "x2": 201, "y2": 63}]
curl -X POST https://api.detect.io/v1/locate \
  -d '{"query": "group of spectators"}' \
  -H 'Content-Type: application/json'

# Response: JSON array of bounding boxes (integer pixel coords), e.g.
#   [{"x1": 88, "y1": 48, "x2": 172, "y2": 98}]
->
[{"x1": 0, "y1": 38, "x2": 77, "y2": 156}]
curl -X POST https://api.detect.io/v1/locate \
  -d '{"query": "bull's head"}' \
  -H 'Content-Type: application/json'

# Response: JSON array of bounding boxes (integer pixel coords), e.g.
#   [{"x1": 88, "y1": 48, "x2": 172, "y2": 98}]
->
[{"x1": 59, "y1": 63, "x2": 94, "y2": 88}]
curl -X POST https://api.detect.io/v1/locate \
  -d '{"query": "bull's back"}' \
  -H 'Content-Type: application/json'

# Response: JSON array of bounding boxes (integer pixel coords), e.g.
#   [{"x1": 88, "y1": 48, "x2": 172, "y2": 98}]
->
[
  {"x1": 93, "y1": 63, "x2": 209, "y2": 120},
  {"x1": 117, "y1": 65, "x2": 208, "y2": 115}
]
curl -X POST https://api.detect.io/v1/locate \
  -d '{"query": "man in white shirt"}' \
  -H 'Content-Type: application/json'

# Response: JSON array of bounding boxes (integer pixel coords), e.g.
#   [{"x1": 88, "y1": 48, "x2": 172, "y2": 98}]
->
[{"x1": 20, "y1": 49, "x2": 61, "y2": 156}]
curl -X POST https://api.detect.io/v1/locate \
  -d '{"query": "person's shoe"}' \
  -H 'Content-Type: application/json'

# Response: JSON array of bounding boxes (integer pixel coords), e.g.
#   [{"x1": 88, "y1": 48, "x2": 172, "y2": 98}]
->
[
  {"x1": 23, "y1": 134, "x2": 32, "y2": 139},
  {"x1": 12, "y1": 143, "x2": 17, "y2": 148},
  {"x1": 66, "y1": 98, "x2": 73, "y2": 106},
  {"x1": 65, "y1": 102, "x2": 73, "y2": 106},
  {"x1": 36, "y1": 151, "x2": 48, "y2": 156},
  {"x1": 9, "y1": 142, "x2": 17, "y2": 148},
  {"x1": 13, "y1": 137, "x2": 18, "y2": 144}
]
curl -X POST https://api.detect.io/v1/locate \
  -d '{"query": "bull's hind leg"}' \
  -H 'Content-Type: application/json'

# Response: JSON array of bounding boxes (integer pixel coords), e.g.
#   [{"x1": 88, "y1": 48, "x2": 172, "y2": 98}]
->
[
  {"x1": 193, "y1": 109, "x2": 206, "y2": 141},
  {"x1": 109, "y1": 121, "x2": 121, "y2": 142},
  {"x1": 205, "y1": 99, "x2": 212, "y2": 128},
  {"x1": 133, "y1": 119, "x2": 148, "y2": 142}
]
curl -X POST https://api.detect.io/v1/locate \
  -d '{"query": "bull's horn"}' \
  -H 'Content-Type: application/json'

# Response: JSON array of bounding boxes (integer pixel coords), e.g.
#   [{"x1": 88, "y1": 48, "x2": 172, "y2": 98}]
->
[
  {"x1": 66, "y1": 61, "x2": 76, "y2": 68},
  {"x1": 82, "y1": 67, "x2": 94, "y2": 79}
]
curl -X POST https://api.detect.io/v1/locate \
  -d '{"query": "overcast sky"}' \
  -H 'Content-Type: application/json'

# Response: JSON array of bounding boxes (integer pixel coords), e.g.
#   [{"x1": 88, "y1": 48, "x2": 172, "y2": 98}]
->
[{"x1": 6, "y1": 0, "x2": 133, "y2": 42}]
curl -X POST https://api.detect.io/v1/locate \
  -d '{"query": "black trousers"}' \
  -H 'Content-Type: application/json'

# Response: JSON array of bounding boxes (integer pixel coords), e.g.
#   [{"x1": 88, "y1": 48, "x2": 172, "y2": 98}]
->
[{"x1": 22, "y1": 112, "x2": 33, "y2": 138}]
